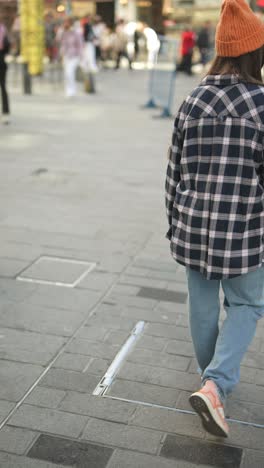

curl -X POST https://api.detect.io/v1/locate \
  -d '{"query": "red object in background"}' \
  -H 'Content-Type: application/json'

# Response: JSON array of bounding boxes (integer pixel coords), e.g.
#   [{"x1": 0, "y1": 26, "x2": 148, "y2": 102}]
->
[
  {"x1": 181, "y1": 31, "x2": 196, "y2": 56},
  {"x1": 257, "y1": 0, "x2": 264, "y2": 7},
  {"x1": 163, "y1": 19, "x2": 176, "y2": 27}
]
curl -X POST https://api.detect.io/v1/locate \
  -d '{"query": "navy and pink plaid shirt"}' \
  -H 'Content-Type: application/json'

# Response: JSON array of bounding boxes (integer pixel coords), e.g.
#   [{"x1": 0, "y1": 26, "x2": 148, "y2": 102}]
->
[{"x1": 166, "y1": 74, "x2": 264, "y2": 279}]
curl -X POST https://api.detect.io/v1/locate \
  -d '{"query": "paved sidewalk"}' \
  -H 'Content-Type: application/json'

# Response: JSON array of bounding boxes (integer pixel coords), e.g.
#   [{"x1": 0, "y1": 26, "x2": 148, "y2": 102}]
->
[{"x1": 0, "y1": 69, "x2": 263, "y2": 468}]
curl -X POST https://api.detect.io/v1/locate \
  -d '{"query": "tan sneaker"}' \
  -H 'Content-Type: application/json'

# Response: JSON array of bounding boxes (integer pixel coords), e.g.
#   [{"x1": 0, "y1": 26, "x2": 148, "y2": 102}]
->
[{"x1": 189, "y1": 380, "x2": 229, "y2": 438}]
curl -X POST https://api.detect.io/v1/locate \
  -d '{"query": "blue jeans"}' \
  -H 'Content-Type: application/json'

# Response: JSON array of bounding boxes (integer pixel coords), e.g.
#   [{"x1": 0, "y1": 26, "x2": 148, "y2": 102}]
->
[{"x1": 186, "y1": 266, "x2": 264, "y2": 401}]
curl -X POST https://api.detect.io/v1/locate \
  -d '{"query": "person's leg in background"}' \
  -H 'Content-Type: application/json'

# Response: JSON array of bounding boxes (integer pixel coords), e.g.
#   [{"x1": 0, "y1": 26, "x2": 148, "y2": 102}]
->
[
  {"x1": 186, "y1": 267, "x2": 221, "y2": 373},
  {"x1": 185, "y1": 52, "x2": 193, "y2": 75},
  {"x1": 0, "y1": 63, "x2": 10, "y2": 121},
  {"x1": 124, "y1": 51, "x2": 132, "y2": 69},
  {"x1": 64, "y1": 57, "x2": 78, "y2": 97},
  {"x1": 115, "y1": 51, "x2": 121, "y2": 69}
]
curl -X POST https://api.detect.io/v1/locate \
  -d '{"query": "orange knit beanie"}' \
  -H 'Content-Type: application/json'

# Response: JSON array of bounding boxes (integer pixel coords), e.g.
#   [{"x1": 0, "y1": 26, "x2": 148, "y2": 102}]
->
[{"x1": 216, "y1": 0, "x2": 264, "y2": 57}]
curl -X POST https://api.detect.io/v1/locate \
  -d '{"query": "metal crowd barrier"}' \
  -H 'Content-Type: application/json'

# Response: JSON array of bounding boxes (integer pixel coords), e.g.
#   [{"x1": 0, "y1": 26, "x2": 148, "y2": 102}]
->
[{"x1": 143, "y1": 36, "x2": 180, "y2": 118}]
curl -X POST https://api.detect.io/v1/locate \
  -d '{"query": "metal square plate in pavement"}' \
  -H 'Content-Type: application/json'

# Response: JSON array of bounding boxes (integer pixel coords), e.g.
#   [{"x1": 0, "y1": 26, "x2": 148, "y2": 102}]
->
[
  {"x1": 16, "y1": 256, "x2": 96, "y2": 288},
  {"x1": 27, "y1": 434, "x2": 113, "y2": 467}
]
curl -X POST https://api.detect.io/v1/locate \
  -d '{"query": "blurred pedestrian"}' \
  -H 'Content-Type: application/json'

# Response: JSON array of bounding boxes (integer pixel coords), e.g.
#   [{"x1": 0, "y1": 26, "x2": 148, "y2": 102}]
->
[
  {"x1": 166, "y1": 0, "x2": 264, "y2": 439},
  {"x1": 134, "y1": 28, "x2": 140, "y2": 61},
  {"x1": 143, "y1": 24, "x2": 160, "y2": 69},
  {"x1": 93, "y1": 15, "x2": 105, "y2": 61},
  {"x1": 197, "y1": 21, "x2": 212, "y2": 67},
  {"x1": 81, "y1": 15, "x2": 98, "y2": 73},
  {"x1": 11, "y1": 14, "x2": 20, "y2": 56},
  {"x1": 0, "y1": 18, "x2": 10, "y2": 124},
  {"x1": 60, "y1": 17, "x2": 83, "y2": 97},
  {"x1": 45, "y1": 12, "x2": 56, "y2": 62},
  {"x1": 100, "y1": 26, "x2": 114, "y2": 63},
  {"x1": 124, "y1": 21, "x2": 138, "y2": 63},
  {"x1": 178, "y1": 24, "x2": 195, "y2": 75},
  {"x1": 113, "y1": 19, "x2": 132, "y2": 70}
]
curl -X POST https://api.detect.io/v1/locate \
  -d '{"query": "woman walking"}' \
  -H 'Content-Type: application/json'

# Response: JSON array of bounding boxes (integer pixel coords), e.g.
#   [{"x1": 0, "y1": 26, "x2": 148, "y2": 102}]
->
[
  {"x1": 0, "y1": 18, "x2": 10, "y2": 123},
  {"x1": 166, "y1": 0, "x2": 264, "y2": 438},
  {"x1": 60, "y1": 18, "x2": 83, "y2": 98}
]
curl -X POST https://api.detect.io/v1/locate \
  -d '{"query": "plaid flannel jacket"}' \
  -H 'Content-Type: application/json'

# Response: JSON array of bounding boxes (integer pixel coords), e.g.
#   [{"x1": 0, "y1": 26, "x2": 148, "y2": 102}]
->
[{"x1": 166, "y1": 75, "x2": 264, "y2": 279}]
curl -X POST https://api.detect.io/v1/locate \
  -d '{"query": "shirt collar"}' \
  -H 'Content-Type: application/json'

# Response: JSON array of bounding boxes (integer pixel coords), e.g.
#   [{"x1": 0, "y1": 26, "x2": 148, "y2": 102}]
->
[{"x1": 200, "y1": 74, "x2": 241, "y2": 87}]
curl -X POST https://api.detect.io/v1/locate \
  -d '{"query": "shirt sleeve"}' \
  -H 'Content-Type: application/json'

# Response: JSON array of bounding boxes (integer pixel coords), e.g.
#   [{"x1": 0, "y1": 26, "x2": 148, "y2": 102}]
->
[{"x1": 165, "y1": 104, "x2": 186, "y2": 237}]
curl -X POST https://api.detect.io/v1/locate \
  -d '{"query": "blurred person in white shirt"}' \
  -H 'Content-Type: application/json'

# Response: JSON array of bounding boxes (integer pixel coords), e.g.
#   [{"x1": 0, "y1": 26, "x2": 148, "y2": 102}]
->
[
  {"x1": 59, "y1": 17, "x2": 83, "y2": 97},
  {"x1": 143, "y1": 24, "x2": 160, "y2": 68}
]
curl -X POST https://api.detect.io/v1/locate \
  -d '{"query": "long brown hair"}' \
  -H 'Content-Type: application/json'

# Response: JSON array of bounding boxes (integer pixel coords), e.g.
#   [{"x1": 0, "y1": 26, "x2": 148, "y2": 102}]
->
[{"x1": 207, "y1": 46, "x2": 264, "y2": 85}]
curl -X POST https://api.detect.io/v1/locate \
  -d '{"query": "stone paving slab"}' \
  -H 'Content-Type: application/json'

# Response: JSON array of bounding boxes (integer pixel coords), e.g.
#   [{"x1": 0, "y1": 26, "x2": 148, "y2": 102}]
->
[
  {"x1": 23, "y1": 284, "x2": 101, "y2": 312},
  {"x1": 52, "y1": 352, "x2": 92, "y2": 372},
  {"x1": 205, "y1": 423, "x2": 264, "y2": 452},
  {"x1": 9, "y1": 404, "x2": 88, "y2": 438},
  {"x1": 0, "y1": 360, "x2": 43, "y2": 402},
  {"x1": 131, "y1": 406, "x2": 205, "y2": 439},
  {"x1": 27, "y1": 434, "x2": 114, "y2": 468},
  {"x1": 105, "y1": 329, "x2": 169, "y2": 351},
  {"x1": 85, "y1": 357, "x2": 111, "y2": 375},
  {"x1": 0, "y1": 241, "x2": 42, "y2": 262},
  {"x1": 127, "y1": 347, "x2": 191, "y2": 371},
  {"x1": 0, "y1": 278, "x2": 37, "y2": 303},
  {"x1": 160, "y1": 434, "x2": 242, "y2": 468},
  {"x1": 0, "y1": 401, "x2": 15, "y2": 420},
  {"x1": 25, "y1": 387, "x2": 67, "y2": 409},
  {"x1": 107, "y1": 293, "x2": 158, "y2": 310},
  {"x1": 66, "y1": 338, "x2": 120, "y2": 359},
  {"x1": 108, "y1": 380, "x2": 180, "y2": 407},
  {"x1": 59, "y1": 392, "x2": 137, "y2": 424},
  {"x1": 77, "y1": 272, "x2": 118, "y2": 291},
  {"x1": 40, "y1": 368, "x2": 100, "y2": 394},
  {"x1": 107, "y1": 449, "x2": 207, "y2": 468},
  {"x1": 0, "y1": 426, "x2": 37, "y2": 455},
  {"x1": 0, "y1": 327, "x2": 66, "y2": 365},
  {"x1": 146, "y1": 323, "x2": 190, "y2": 340},
  {"x1": 0, "y1": 452, "x2": 65, "y2": 468},
  {"x1": 81, "y1": 418, "x2": 163, "y2": 454},
  {"x1": 117, "y1": 361, "x2": 201, "y2": 391},
  {"x1": 85, "y1": 309, "x2": 137, "y2": 331},
  {"x1": 0, "y1": 302, "x2": 89, "y2": 337},
  {"x1": 76, "y1": 325, "x2": 109, "y2": 341},
  {"x1": 120, "y1": 276, "x2": 169, "y2": 289},
  {"x1": 241, "y1": 449, "x2": 264, "y2": 468},
  {"x1": 0, "y1": 258, "x2": 29, "y2": 278}
]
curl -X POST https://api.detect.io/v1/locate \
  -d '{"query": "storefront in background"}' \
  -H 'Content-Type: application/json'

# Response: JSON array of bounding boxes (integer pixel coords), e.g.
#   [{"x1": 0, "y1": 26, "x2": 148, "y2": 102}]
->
[
  {"x1": 115, "y1": 0, "x2": 164, "y2": 33},
  {"x1": 46, "y1": 0, "x2": 115, "y2": 26},
  {"x1": 163, "y1": 0, "x2": 220, "y2": 29}
]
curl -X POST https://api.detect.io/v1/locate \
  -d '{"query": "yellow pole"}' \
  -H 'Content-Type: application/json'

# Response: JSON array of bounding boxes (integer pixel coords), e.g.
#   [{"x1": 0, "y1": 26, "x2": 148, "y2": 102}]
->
[{"x1": 21, "y1": 0, "x2": 44, "y2": 76}]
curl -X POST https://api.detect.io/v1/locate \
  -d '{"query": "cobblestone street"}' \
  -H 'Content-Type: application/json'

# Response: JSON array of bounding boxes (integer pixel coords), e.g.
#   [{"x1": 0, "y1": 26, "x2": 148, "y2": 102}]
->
[{"x1": 0, "y1": 69, "x2": 263, "y2": 467}]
